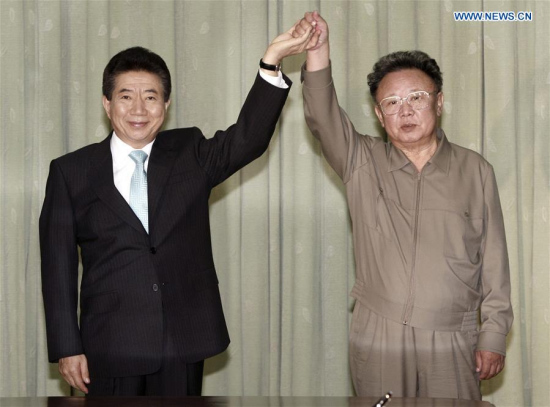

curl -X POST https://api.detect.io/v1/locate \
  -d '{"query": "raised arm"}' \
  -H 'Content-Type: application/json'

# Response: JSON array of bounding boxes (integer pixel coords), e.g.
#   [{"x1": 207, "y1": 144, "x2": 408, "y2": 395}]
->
[
  {"x1": 298, "y1": 12, "x2": 367, "y2": 181},
  {"x1": 197, "y1": 19, "x2": 320, "y2": 186},
  {"x1": 303, "y1": 11, "x2": 330, "y2": 72},
  {"x1": 260, "y1": 19, "x2": 320, "y2": 77}
]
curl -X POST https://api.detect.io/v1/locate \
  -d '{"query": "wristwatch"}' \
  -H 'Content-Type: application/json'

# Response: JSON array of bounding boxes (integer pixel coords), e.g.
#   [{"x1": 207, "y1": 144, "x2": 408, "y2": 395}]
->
[{"x1": 259, "y1": 59, "x2": 280, "y2": 72}]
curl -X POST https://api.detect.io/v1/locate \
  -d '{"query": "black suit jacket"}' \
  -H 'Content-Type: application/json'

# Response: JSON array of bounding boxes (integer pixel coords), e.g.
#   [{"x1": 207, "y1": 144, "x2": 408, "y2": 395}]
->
[{"x1": 40, "y1": 73, "x2": 291, "y2": 378}]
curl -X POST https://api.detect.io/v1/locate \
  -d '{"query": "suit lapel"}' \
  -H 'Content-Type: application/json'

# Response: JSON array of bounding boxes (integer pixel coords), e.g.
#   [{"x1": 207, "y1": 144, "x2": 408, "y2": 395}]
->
[
  {"x1": 90, "y1": 135, "x2": 146, "y2": 234},
  {"x1": 147, "y1": 135, "x2": 178, "y2": 229}
]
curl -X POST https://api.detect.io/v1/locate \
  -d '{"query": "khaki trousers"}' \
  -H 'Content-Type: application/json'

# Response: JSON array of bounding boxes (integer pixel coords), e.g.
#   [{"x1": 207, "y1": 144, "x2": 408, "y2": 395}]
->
[{"x1": 349, "y1": 302, "x2": 481, "y2": 400}]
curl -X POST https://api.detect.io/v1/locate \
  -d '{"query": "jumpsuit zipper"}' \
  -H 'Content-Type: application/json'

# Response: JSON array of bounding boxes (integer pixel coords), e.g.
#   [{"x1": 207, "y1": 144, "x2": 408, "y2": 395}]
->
[{"x1": 402, "y1": 171, "x2": 422, "y2": 324}]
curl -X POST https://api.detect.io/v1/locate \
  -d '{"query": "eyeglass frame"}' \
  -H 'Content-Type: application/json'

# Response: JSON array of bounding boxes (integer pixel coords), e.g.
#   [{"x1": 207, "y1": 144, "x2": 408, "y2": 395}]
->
[{"x1": 377, "y1": 91, "x2": 440, "y2": 116}]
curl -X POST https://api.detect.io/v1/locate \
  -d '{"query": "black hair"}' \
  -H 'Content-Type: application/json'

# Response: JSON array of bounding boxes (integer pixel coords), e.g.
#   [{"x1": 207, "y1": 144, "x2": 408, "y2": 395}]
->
[
  {"x1": 102, "y1": 46, "x2": 171, "y2": 102},
  {"x1": 367, "y1": 50, "x2": 442, "y2": 100}
]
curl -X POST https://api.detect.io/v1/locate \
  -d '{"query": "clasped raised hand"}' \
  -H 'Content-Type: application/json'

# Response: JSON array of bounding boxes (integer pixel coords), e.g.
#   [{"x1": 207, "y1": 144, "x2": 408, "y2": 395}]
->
[{"x1": 261, "y1": 18, "x2": 321, "y2": 73}]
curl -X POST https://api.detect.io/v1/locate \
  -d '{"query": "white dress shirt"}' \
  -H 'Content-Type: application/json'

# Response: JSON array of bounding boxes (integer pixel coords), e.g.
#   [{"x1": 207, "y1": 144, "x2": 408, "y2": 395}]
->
[
  {"x1": 111, "y1": 133, "x2": 154, "y2": 204},
  {"x1": 259, "y1": 69, "x2": 288, "y2": 89}
]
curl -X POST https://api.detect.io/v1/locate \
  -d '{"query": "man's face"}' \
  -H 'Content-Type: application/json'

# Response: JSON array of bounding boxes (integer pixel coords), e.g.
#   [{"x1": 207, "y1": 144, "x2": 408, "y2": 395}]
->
[
  {"x1": 102, "y1": 70, "x2": 170, "y2": 149},
  {"x1": 374, "y1": 69, "x2": 443, "y2": 150}
]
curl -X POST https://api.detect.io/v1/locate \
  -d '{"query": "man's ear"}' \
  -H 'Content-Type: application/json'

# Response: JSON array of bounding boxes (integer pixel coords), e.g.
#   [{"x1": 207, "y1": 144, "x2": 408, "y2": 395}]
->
[
  {"x1": 436, "y1": 92, "x2": 444, "y2": 117},
  {"x1": 164, "y1": 99, "x2": 171, "y2": 111},
  {"x1": 374, "y1": 105, "x2": 385, "y2": 128},
  {"x1": 102, "y1": 96, "x2": 112, "y2": 120}
]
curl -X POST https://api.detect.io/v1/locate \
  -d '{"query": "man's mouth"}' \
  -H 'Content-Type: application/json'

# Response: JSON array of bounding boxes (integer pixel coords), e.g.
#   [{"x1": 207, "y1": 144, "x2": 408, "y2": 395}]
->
[{"x1": 129, "y1": 121, "x2": 148, "y2": 128}]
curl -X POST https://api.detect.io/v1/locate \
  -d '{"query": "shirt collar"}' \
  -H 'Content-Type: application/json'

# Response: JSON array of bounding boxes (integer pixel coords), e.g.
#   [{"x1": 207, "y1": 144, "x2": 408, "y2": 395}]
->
[
  {"x1": 429, "y1": 128, "x2": 451, "y2": 174},
  {"x1": 387, "y1": 142, "x2": 410, "y2": 172},
  {"x1": 387, "y1": 128, "x2": 451, "y2": 175},
  {"x1": 111, "y1": 132, "x2": 155, "y2": 163}
]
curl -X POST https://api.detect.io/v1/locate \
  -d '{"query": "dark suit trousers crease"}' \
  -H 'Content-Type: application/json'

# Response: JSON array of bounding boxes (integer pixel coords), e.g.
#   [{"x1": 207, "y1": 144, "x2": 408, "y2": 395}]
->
[{"x1": 87, "y1": 312, "x2": 204, "y2": 396}]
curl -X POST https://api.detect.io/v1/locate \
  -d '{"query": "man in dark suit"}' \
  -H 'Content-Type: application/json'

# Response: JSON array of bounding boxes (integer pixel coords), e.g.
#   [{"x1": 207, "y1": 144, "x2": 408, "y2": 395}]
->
[{"x1": 40, "y1": 22, "x2": 318, "y2": 396}]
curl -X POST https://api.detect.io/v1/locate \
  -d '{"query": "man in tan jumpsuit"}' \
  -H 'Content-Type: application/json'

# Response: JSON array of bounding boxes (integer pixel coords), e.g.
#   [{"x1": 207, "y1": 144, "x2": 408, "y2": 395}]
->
[{"x1": 294, "y1": 12, "x2": 513, "y2": 400}]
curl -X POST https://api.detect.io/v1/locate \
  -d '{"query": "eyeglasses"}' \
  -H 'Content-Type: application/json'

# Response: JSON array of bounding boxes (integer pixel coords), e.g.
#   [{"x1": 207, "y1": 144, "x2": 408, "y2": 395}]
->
[{"x1": 378, "y1": 91, "x2": 438, "y2": 115}]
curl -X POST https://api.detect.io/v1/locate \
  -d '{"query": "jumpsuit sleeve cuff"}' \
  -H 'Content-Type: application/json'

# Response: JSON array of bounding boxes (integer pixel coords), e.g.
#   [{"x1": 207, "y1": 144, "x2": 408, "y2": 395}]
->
[
  {"x1": 301, "y1": 62, "x2": 333, "y2": 89},
  {"x1": 477, "y1": 331, "x2": 507, "y2": 356}
]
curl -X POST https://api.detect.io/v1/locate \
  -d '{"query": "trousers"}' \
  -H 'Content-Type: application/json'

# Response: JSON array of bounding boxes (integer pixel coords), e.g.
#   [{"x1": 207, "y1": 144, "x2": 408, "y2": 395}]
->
[
  {"x1": 349, "y1": 301, "x2": 481, "y2": 400},
  {"x1": 87, "y1": 311, "x2": 204, "y2": 396}
]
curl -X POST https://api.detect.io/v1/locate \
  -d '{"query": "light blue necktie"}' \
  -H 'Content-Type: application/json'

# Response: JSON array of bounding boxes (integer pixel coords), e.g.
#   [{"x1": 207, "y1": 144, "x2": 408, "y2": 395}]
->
[{"x1": 129, "y1": 150, "x2": 149, "y2": 233}]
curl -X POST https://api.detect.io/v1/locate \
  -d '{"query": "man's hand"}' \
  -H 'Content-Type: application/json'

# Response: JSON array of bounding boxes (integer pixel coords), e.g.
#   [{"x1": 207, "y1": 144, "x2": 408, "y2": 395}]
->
[
  {"x1": 294, "y1": 11, "x2": 329, "y2": 51},
  {"x1": 293, "y1": 11, "x2": 330, "y2": 71},
  {"x1": 475, "y1": 350, "x2": 505, "y2": 380},
  {"x1": 59, "y1": 354, "x2": 90, "y2": 394},
  {"x1": 260, "y1": 20, "x2": 320, "y2": 76}
]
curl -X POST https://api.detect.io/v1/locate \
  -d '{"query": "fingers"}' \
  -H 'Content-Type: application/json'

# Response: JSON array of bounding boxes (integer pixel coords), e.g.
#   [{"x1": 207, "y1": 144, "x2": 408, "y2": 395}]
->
[
  {"x1": 288, "y1": 26, "x2": 315, "y2": 55},
  {"x1": 480, "y1": 362, "x2": 497, "y2": 380},
  {"x1": 59, "y1": 355, "x2": 90, "y2": 394},
  {"x1": 294, "y1": 18, "x2": 314, "y2": 37},
  {"x1": 80, "y1": 357, "x2": 91, "y2": 389},
  {"x1": 479, "y1": 363, "x2": 491, "y2": 380},
  {"x1": 300, "y1": 11, "x2": 329, "y2": 52},
  {"x1": 484, "y1": 357, "x2": 504, "y2": 380},
  {"x1": 291, "y1": 11, "x2": 328, "y2": 45},
  {"x1": 475, "y1": 350, "x2": 482, "y2": 372},
  {"x1": 312, "y1": 10, "x2": 326, "y2": 24},
  {"x1": 266, "y1": 13, "x2": 325, "y2": 61},
  {"x1": 72, "y1": 372, "x2": 90, "y2": 394},
  {"x1": 476, "y1": 351, "x2": 490, "y2": 380},
  {"x1": 305, "y1": 29, "x2": 322, "y2": 51},
  {"x1": 287, "y1": 19, "x2": 302, "y2": 36},
  {"x1": 476, "y1": 351, "x2": 505, "y2": 380}
]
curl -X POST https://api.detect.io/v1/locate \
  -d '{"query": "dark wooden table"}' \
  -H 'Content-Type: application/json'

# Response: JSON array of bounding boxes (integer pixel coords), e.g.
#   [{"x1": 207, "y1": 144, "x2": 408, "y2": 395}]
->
[{"x1": 0, "y1": 397, "x2": 495, "y2": 407}]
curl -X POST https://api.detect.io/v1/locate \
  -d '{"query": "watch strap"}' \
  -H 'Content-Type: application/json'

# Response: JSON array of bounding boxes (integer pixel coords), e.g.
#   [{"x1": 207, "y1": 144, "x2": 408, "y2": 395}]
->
[{"x1": 259, "y1": 59, "x2": 280, "y2": 72}]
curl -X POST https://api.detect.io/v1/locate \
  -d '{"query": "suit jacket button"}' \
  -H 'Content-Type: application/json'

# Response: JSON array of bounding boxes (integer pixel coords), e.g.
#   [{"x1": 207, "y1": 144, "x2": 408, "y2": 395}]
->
[
  {"x1": 152, "y1": 284, "x2": 159, "y2": 292},
  {"x1": 150, "y1": 247, "x2": 157, "y2": 254}
]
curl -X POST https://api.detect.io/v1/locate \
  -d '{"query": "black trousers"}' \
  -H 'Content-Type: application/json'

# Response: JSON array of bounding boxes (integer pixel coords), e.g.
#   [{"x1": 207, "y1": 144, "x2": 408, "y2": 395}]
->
[
  {"x1": 87, "y1": 313, "x2": 204, "y2": 396},
  {"x1": 86, "y1": 359, "x2": 204, "y2": 396}
]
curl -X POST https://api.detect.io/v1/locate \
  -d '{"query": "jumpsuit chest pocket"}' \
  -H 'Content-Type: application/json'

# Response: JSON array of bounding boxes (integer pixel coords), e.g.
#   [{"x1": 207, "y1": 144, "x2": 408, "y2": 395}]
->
[{"x1": 443, "y1": 209, "x2": 483, "y2": 264}]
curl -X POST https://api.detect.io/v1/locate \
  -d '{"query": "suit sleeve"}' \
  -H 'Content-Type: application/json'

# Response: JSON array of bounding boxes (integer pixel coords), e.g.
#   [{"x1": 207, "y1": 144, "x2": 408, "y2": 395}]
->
[
  {"x1": 301, "y1": 63, "x2": 367, "y2": 183},
  {"x1": 39, "y1": 159, "x2": 84, "y2": 362},
  {"x1": 477, "y1": 163, "x2": 514, "y2": 355},
  {"x1": 197, "y1": 72, "x2": 291, "y2": 187}
]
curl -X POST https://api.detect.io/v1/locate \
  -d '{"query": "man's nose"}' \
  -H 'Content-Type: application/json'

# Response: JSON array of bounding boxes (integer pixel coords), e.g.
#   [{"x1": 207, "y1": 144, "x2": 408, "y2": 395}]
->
[
  {"x1": 399, "y1": 100, "x2": 414, "y2": 116},
  {"x1": 131, "y1": 98, "x2": 146, "y2": 114}
]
